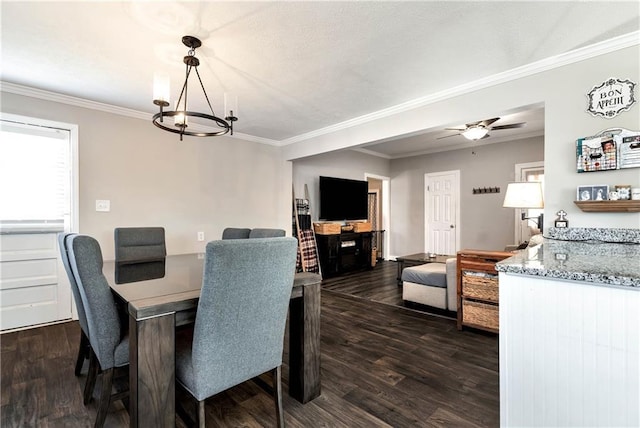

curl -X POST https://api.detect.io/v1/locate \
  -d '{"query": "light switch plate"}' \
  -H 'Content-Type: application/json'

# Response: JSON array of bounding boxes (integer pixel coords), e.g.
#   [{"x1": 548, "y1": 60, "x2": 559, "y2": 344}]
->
[{"x1": 96, "y1": 200, "x2": 110, "y2": 212}]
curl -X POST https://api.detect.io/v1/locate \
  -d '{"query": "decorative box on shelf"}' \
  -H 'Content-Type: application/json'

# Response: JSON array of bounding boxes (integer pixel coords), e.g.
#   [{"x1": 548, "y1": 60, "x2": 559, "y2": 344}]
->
[
  {"x1": 313, "y1": 222, "x2": 341, "y2": 235},
  {"x1": 349, "y1": 221, "x2": 372, "y2": 232}
]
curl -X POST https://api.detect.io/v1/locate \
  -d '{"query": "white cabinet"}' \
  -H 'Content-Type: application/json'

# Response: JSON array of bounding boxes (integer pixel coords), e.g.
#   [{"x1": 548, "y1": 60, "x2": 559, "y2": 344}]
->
[{"x1": 499, "y1": 273, "x2": 640, "y2": 427}]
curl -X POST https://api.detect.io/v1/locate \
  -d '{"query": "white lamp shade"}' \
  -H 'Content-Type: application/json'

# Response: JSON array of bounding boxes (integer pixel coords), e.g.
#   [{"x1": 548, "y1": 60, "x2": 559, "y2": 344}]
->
[
  {"x1": 224, "y1": 92, "x2": 238, "y2": 118},
  {"x1": 153, "y1": 72, "x2": 170, "y2": 104},
  {"x1": 462, "y1": 126, "x2": 489, "y2": 140},
  {"x1": 503, "y1": 182, "x2": 544, "y2": 208}
]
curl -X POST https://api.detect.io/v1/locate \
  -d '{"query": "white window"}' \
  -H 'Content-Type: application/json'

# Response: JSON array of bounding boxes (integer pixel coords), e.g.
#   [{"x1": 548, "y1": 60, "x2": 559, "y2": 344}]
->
[{"x1": 0, "y1": 114, "x2": 77, "y2": 232}]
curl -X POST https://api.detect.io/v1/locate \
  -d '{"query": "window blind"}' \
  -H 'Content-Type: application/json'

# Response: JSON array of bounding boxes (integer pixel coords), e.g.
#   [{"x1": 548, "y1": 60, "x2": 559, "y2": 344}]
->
[{"x1": 0, "y1": 120, "x2": 71, "y2": 229}]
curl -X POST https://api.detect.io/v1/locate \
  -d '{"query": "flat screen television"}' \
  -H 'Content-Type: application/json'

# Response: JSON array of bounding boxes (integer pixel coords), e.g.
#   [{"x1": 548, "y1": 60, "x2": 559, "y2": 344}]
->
[{"x1": 319, "y1": 176, "x2": 368, "y2": 221}]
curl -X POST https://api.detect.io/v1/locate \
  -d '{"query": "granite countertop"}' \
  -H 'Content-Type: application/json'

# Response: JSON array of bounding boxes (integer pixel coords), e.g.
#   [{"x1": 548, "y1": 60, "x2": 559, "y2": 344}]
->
[{"x1": 495, "y1": 228, "x2": 640, "y2": 288}]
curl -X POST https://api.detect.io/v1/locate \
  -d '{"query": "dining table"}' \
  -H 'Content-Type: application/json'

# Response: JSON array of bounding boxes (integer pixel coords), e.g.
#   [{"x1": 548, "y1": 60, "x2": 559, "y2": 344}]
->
[{"x1": 103, "y1": 253, "x2": 322, "y2": 427}]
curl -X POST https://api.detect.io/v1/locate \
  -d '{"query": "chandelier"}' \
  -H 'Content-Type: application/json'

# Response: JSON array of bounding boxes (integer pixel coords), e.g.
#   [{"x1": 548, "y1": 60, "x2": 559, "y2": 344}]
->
[{"x1": 152, "y1": 36, "x2": 238, "y2": 141}]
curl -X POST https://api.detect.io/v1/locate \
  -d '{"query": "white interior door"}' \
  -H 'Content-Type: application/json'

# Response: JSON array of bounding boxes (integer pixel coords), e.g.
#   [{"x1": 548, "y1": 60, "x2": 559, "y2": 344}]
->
[
  {"x1": 0, "y1": 114, "x2": 78, "y2": 331},
  {"x1": 425, "y1": 170, "x2": 460, "y2": 255}
]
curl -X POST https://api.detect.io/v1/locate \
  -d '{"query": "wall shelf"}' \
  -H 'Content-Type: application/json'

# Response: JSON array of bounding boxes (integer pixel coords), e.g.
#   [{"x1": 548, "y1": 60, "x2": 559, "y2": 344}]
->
[{"x1": 574, "y1": 200, "x2": 640, "y2": 212}]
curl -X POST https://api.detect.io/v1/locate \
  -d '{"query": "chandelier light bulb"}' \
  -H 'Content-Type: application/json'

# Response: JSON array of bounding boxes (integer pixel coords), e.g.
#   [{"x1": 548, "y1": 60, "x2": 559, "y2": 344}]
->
[{"x1": 174, "y1": 101, "x2": 187, "y2": 128}]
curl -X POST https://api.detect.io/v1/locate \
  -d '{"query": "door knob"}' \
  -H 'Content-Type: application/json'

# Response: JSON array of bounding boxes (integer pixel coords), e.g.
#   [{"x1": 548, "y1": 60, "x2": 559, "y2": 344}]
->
[{"x1": 450, "y1": 224, "x2": 455, "y2": 228}]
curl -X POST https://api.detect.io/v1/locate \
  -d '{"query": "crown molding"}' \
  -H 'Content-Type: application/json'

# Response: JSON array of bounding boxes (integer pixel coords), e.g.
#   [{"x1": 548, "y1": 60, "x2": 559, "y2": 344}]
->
[
  {"x1": 0, "y1": 81, "x2": 281, "y2": 146},
  {"x1": 0, "y1": 81, "x2": 152, "y2": 120},
  {"x1": 352, "y1": 128, "x2": 543, "y2": 159},
  {"x1": 2, "y1": 31, "x2": 637, "y2": 148},
  {"x1": 280, "y1": 31, "x2": 640, "y2": 146},
  {"x1": 350, "y1": 147, "x2": 392, "y2": 159},
  {"x1": 386, "y1": 129, "x2": 545, "y2": 160}
]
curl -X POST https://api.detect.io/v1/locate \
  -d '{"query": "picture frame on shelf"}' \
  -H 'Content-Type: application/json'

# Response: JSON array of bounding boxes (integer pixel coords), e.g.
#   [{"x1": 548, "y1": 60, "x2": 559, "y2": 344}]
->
[
  {"x1": 615, "y1": 184, "x2": 632, "y2": 200},
  {"x1": 577, "y1": 186, "x2": 592, "y2": 201},
  {"x1": 592, "y1": 185, "x2": 609, "y2": 201},
  {"x1": 576, "y1": 185, "x2": 609, "y2": 201}
]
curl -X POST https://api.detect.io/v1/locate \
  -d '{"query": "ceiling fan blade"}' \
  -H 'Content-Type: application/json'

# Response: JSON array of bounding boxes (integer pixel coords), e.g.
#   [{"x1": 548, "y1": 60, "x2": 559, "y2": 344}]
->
[
  {"x1": 444, "y1": 127, "x2": 466, "y2": 131},
  {"x1": 490, "y1": 122, "x2": 526, "y2": 130},
  {"x1": 437, "y1": 133, "x2": 461, "y2": 140},
  {"x1": 479, "y1": 117, "x2": 501, "y2": 127}
]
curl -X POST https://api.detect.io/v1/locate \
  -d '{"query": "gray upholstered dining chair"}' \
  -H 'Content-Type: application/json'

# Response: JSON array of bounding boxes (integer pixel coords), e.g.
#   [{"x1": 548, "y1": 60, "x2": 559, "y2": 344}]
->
[
  {"x1": 114, "y1": 226, "x2": 166, "y2": 262},
  {"x1": 58, "y1": 233, "x2": 92, "y2": 377},
  {"x1": 67, "y1": 234, "x2": 129, "y2": 428},
  {"x1": 175, "y1": 237, "x2": 297, "y2": 427},
  {"x1": 221, "y1": 227, "x2": 251, "y2": 239},
  {"x1": 249, "y1": 228, "x2": 286, "y2": 238}
]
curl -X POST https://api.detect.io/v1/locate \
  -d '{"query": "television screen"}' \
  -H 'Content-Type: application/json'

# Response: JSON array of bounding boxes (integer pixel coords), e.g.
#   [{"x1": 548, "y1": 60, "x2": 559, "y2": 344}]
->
[{"x1": 319, "y1": 176, "x2": 368, "y2": 221}]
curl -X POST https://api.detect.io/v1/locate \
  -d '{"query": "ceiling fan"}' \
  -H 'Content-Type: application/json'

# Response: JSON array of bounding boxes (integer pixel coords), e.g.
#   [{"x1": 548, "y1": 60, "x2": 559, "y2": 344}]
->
[{"x1": 438, "y1": 117, "x2": 526, "y2": 141}]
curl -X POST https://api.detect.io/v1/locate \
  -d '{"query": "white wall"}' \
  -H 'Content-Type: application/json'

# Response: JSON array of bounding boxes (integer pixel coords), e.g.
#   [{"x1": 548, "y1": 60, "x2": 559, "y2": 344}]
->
[
  {"x1": 390, "y1": 137, "x2": 544, "y2": 254},
  {"x1": 1, "y1": 92, "x2": 292, "y2": 260},
  {"x1": 283, "y1": 45, "x2": 640, "y2": 232}
]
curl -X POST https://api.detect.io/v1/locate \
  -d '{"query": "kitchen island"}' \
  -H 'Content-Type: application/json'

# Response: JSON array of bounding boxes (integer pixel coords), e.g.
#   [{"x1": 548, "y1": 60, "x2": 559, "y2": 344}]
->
[{"x1": 496, "y1": 228, "x2": 640, "y2": 428}]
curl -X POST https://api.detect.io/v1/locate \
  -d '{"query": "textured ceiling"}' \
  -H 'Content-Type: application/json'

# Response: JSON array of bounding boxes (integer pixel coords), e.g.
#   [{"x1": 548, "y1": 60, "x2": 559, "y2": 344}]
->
[{"x1": 1, "y1": 1, "x2": 639, "y2": 157}]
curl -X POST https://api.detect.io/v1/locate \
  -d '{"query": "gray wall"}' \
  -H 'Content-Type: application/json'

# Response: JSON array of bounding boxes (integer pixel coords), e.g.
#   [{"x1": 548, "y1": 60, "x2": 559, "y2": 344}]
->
[
  {"x1": 283, "y1": 45, "x2": 640, "y2": 232},
  {"x1": 390, "y1": 136, "x2": 544, "y2": 255},
  {"x1": 292, "y1": 149, "x2": 390, "y2": 222},
  {"x1": 1, "y1": 92, "x2": 292, "y2": 259}
]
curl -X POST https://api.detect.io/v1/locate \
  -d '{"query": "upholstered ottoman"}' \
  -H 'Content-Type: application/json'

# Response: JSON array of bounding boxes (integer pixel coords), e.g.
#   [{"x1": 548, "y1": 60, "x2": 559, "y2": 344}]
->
[{"x1": 402, "y1": 258, "x2": 457, "y2": 311}]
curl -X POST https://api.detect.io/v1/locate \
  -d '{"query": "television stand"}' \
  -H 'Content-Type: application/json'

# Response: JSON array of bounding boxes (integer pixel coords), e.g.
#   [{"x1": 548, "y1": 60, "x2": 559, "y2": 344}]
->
[{"x1": 315, "y1": 231, "x2": 373, "y2": 278}]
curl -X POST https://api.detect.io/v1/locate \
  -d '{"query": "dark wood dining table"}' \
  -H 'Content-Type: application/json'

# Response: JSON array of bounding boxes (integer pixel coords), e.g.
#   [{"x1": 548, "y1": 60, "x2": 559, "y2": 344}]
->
[{"x1": 103, "y1": 253, "x2": 322, "y2": 427}]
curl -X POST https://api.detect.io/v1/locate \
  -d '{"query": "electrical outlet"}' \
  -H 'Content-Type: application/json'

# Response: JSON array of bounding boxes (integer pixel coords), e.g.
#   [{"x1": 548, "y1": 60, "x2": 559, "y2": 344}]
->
[
  {"x1": 197, "y1": 231, "x2": 205, "y2": 241},
  {"x1": 95, "y1": 199, "x2": 110, "y2": 212}
]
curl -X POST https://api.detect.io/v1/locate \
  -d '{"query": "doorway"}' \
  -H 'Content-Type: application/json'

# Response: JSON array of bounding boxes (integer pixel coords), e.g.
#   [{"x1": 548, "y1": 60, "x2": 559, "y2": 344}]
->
[
  {"x1": 424, "y1": 170, "x2": 460, "y2": 255},
  {"x1": 514, "y1": 161, "x2": 544, "y2": 244},
  {"x1": 0, "y1": 113, "x2": 78, "y2": 331},
  {"x1": 365, "y1": 173, "x2": 390, "y2": 260}
]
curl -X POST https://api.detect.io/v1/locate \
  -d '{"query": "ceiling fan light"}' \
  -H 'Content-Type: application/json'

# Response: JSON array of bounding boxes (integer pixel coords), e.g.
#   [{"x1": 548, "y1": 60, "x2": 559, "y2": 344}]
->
[{"x1": 462, "y1": 126, "x2": 489, "y2": 140}]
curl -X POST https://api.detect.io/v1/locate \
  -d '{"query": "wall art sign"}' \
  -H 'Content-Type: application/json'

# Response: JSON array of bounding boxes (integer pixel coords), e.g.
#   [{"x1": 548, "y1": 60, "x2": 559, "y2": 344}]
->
[{"x1": 587, "y1": 78, "x2": 636, "y2": 118}]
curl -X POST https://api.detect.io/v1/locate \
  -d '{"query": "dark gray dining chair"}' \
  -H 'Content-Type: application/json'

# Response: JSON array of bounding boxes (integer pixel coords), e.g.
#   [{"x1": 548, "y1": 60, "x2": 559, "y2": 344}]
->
[
  {"x1": 175, "y1": 237, "x2": 297, "y2": 427},
  {"x1": 221, "y1": 227, "x2": 251, "y2": 239},
  {"x1": 114, "y1": 227, "x2": 166, "y2": 262},
  {"x1": 67, "y1": 234, "x2": 129, "y2": 427},
  {"x1": 58, "y1": 233, "x2": 92, "y2": 377},
  {"x1": 248, "y1": 228, "x2": 286, "y2": 238}
]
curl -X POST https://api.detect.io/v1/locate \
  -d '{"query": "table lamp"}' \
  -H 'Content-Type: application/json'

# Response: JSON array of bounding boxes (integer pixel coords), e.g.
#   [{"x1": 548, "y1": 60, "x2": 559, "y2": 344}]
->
[{"x1": 503, "y1": 181, "x2": 544, "y2": 229}]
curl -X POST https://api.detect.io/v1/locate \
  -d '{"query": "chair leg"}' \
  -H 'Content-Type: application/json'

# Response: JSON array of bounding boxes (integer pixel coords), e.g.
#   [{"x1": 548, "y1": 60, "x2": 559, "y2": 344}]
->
[
  {"x1": 75, "y1": 330, "x2": 90, "y2": 376},
  {"x1": 273, "y1": 366, "x2": 285, "y2": 428},
  {"x1": 95, "y1": 368, "x2": 114, "y2": 428},
  {"x1": 196, "y1": 399, "x2": 205, "y2": 428},
  {"x1": 84, "y1": 350, "x2": 99, "y2": 405}
]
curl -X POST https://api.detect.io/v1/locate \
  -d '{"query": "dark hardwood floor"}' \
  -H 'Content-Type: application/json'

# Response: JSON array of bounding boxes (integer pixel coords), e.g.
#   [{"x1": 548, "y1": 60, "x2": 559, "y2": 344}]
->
[
  {"x1": 1, "y1": 261, "x2": 498, "y2": 427},
  {"x1": 322, "y1": 260, "x2": 456, "y2": 320}
]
